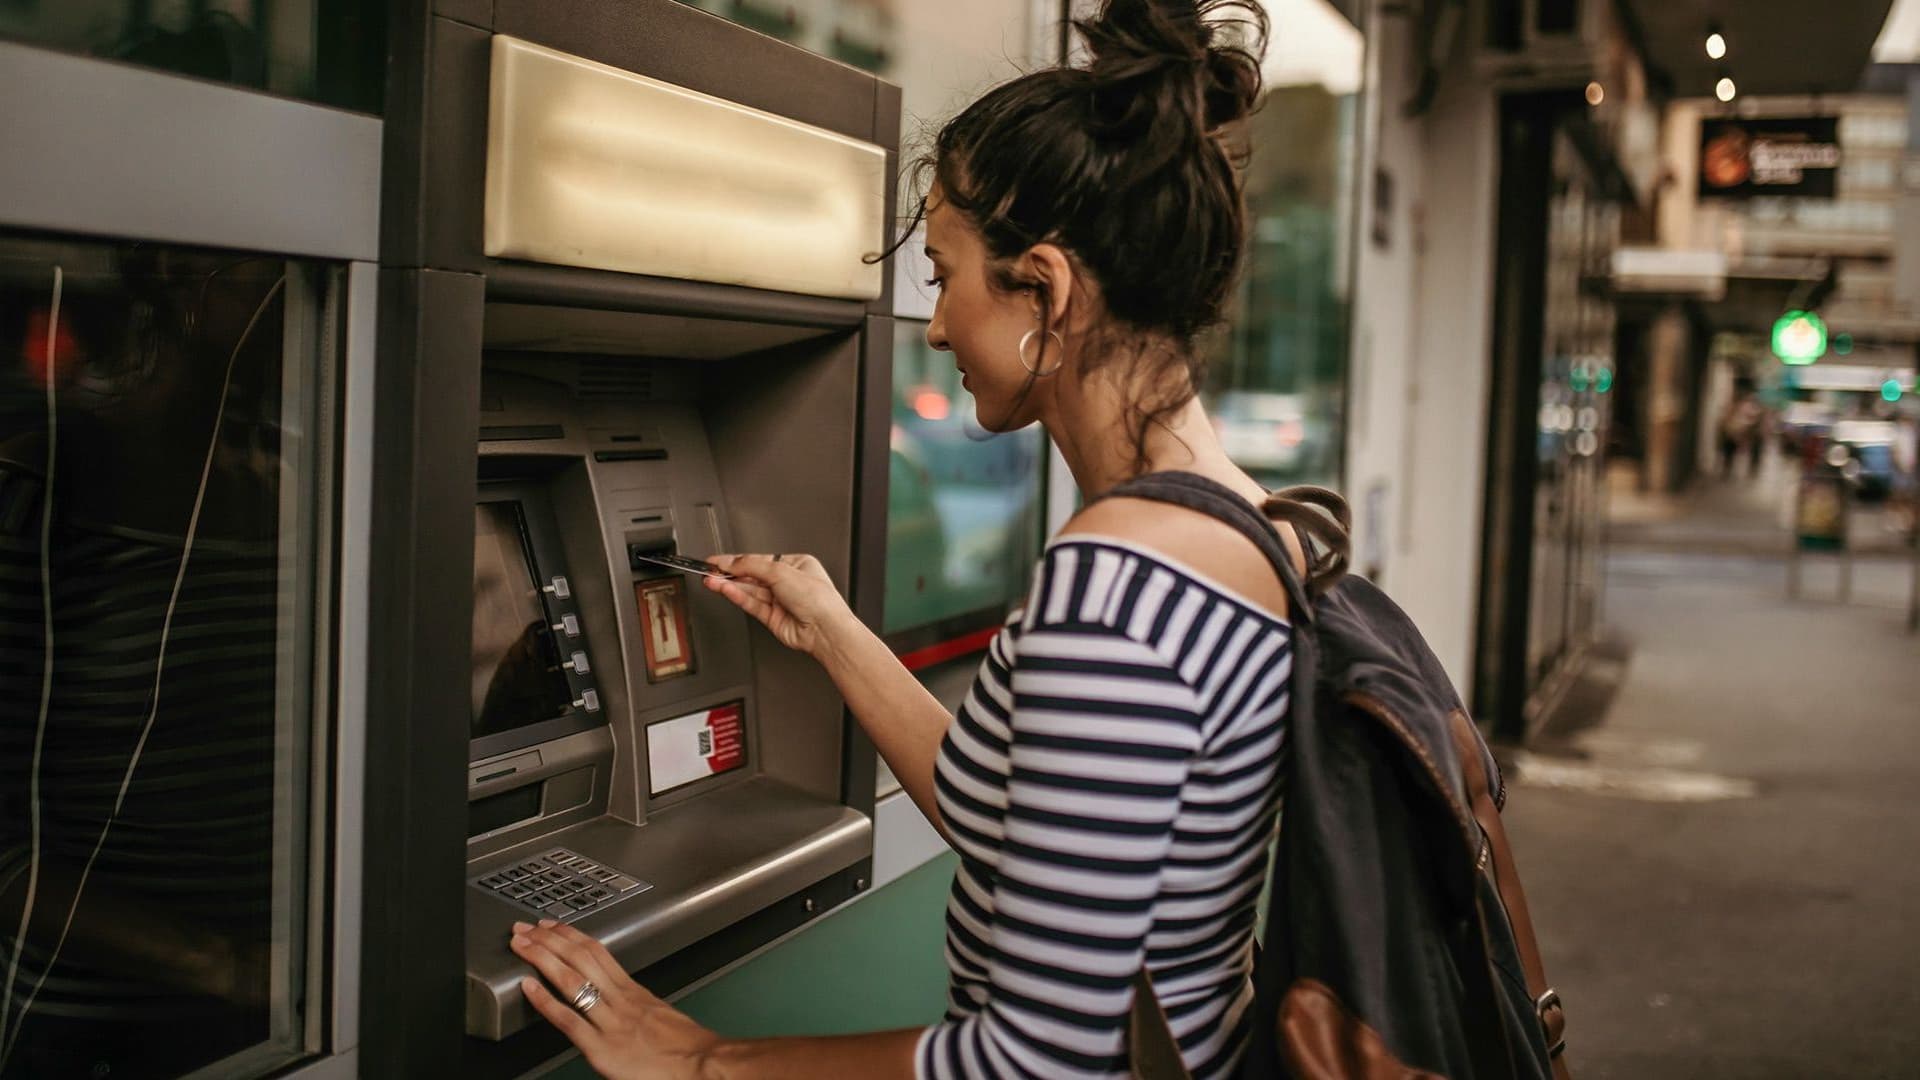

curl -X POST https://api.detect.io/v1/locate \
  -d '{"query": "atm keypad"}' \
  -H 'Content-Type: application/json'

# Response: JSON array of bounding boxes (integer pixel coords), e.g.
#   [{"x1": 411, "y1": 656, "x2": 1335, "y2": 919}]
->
[{"x1": 471, "y1": 847, "x2": 654, "y2": 922}]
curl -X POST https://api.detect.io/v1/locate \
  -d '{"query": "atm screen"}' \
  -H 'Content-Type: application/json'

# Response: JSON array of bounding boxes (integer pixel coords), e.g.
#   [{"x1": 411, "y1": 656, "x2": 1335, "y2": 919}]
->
[{"x1": 471, "y1": 501, "x2": 576, "y2": 740}]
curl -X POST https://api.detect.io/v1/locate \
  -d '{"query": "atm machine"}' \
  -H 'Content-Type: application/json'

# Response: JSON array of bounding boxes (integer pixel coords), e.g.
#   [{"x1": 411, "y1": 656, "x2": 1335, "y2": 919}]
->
[{"x1": 368, "y1": 2, "x2": 898, "y2": 1073}]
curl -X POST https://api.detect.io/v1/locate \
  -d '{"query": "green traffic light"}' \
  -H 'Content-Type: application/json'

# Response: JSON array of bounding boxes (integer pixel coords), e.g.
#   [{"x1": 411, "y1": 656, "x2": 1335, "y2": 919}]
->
[
  {"x1": 1772, "y1": 310, "x2": 1827, "y2": 365},
  {"x1": 1596, "y1": 367, "x2": 1614, "y2": 393},
  {"x1": 1885, "y1": 379, "x2": 1904, "y2": 403},
  {"x1": 1835, "y1": 333, "x2": 1853, "y2": 355}
]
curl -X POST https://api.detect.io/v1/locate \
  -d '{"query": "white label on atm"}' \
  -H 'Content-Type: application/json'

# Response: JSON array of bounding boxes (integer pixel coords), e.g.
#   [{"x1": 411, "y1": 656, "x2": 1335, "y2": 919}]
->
[{"x1": 646, "y1": 701, "x2": 745, "y2": 795}]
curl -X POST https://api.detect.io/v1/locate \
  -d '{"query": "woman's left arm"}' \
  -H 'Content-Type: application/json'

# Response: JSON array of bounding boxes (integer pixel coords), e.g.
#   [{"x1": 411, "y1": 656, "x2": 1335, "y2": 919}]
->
[{"x1": 509, "y1": 919, "x2": 921, "y2": 1080}]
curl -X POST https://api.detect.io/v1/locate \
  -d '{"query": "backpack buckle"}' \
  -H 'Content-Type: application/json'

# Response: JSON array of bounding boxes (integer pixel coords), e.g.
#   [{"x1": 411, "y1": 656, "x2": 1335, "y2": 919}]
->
[{"x1": 1535, "y1": 987, "x2": 1566, "y2": 1059}]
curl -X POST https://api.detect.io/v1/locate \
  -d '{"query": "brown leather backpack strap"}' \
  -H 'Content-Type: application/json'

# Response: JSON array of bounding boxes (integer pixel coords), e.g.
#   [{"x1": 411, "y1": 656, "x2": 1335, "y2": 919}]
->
[
  {"x1": 1128, "y1": 969, "x2": 1194, "y2": 1080},
  {"x1": 1271, "y1": 484, "x2": 1354, "y2": 533},
  {"x1": 1262, "y1": 485, "x2": 1352, "y2": 597},
  {"x1": 1447, "y1": 710, "x2": 1570, "y2": 1074}
]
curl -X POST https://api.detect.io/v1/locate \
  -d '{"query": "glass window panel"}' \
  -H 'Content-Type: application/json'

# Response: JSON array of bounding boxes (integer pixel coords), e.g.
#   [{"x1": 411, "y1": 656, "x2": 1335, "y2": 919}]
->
[
  {"x1": 0, "y1": 232, "x2": 336, "y2": 1078},
  {"x1": 883, "y1": 319, "x2": 1045, "y2": 641},
  {"x1": 1204, "y1": 0, "x2": 1364, "y2": 490},
  {"x1": 0, "y1": 0, "x2": 385, "y2": 112},
  {"x1": 676, "y1": 0, "x2": 1034, "y2": 88}
]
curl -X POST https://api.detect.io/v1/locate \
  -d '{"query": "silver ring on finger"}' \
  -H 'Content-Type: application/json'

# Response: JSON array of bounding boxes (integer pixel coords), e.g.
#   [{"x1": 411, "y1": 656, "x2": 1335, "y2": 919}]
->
[{"x1": 571, "y1": 980, "x2": 602, "y2": 1015}]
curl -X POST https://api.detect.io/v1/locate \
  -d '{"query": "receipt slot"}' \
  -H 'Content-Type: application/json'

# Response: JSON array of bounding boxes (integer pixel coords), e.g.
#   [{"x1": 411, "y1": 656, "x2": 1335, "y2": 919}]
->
[{"x1": 366, "y1": 2, "x2": 898, "y2": 1072}]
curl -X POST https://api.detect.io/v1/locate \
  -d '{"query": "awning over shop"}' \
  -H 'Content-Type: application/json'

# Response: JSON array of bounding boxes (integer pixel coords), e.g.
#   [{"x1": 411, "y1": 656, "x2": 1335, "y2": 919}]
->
[
  {"x1": 1620, "y1": 0, "x2": 1895, "y2": 98},
  {"x1": 1606, "y1": 247, "x2": 1837, "y2": 333}
]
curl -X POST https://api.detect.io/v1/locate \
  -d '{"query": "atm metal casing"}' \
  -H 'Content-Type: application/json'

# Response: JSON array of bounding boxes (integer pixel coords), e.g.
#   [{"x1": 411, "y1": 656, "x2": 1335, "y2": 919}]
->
[{"x1": 367, "y1": 2, "x2": 898, "y2": 1074}]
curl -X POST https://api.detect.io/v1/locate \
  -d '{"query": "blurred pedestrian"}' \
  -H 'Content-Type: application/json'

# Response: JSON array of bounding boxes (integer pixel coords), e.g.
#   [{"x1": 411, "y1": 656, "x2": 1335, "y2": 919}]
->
[
  {"x1": 1893, "y1": 414, "x2": 1918, "y2": 539},
  {"x1": 1719, "y1": 388, "x2": 1765, "y2": 480}
]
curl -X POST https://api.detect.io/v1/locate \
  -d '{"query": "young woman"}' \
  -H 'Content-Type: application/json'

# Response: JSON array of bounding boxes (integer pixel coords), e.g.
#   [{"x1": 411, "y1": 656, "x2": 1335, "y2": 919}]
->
[{"x1": 507, "y1": 2, "x2": 1305, "y2": 1075}]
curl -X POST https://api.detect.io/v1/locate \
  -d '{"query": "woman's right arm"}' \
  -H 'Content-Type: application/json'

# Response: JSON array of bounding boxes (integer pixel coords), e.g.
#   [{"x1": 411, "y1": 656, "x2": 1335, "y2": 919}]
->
[{"x1": 703, "y1": 553, "x2": 956, "y2": 840}]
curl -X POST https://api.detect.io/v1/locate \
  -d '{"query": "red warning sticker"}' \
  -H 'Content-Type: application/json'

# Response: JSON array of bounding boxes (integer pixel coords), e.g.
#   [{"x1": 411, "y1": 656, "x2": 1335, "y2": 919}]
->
[{"x1": 704, "y1": 701, "x2": 744, "y2": 774}]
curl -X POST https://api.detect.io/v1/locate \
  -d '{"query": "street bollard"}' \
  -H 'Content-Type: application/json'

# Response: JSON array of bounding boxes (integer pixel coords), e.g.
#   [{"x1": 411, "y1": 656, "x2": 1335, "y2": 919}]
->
[{"x1": 1789, "y1": 463, "x2": 1853, "y2": 603}]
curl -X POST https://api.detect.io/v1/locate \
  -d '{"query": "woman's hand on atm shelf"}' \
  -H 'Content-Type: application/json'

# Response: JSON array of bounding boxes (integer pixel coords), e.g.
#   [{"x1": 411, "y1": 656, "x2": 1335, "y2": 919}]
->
[
  {"x1": 510, "y1": 918, "x2": 923, "y2": 1079},
  {"x1": 511, "y1": 919, "x2": 720, "y2": 1078},
  {"x1": 701, "y1": 553, "x2": 853, "y2": 659}
]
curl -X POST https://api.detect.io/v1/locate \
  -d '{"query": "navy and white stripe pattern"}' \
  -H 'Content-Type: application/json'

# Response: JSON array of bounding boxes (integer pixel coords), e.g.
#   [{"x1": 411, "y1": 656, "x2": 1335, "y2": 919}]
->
[
  {"x1": 0, "y1": 522, "x2": 279, "y2": 1058},
  {"x1": 917, "y1": 537, "x2": 1292, "y2": 1079}
]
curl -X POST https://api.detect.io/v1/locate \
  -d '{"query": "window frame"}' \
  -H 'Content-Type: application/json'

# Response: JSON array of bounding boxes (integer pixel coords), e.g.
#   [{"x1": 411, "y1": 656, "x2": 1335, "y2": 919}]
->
[{"x1": 0, "y1": 39, "x2": 380, "y2": 1080}]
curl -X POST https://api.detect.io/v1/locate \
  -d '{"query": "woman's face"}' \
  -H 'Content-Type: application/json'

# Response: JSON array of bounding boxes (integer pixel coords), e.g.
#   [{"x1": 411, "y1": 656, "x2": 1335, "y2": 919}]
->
[{"x1": 922, "y1": 188, "x2": 1053, "y2": 433}]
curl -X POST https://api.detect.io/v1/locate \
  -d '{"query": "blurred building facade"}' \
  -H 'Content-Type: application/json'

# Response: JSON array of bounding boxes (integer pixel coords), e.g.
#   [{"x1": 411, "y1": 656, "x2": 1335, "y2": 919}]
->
[{"x1": 1346, "y1": 0, "x2": 1901, "y2": 738}]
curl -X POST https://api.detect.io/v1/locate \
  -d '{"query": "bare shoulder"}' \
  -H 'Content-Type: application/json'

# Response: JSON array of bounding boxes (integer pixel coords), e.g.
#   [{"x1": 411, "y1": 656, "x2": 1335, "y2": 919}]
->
[{"x1": 1062, "y1": 495, "x2": 1304, "y2": 623}]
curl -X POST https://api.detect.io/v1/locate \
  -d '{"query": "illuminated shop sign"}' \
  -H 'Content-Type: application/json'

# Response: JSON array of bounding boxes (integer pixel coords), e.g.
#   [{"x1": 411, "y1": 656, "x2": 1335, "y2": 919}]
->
[{"x1": 1699, "y1": 117, "x2": 1841, "y2": 199}]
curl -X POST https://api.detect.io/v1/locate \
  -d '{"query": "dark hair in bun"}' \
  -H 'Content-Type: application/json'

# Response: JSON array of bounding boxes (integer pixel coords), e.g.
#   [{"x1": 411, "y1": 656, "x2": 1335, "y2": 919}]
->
[{"x1": 918, "y1": 0, "x2": 1267, "y2": 467}]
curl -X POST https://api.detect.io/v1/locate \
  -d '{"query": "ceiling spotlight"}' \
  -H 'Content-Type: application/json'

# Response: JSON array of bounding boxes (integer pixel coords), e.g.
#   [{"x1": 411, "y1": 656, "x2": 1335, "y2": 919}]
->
[
  {"x1": 1706, "y1": 31, "x2": 1727, "y2": 60},
  {"x1": 1585, "y1": 81, "x2": 1605, "y2": 106},
  {"x1": 1716, "y1": 76, "x2": 1737, "y2": 102}
]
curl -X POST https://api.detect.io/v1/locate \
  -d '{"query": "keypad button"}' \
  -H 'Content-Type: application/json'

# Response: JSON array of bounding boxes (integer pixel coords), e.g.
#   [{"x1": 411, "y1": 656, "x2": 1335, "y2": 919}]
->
[
  {"x1": 504, "y1": 884, "x2": 534, "y2": 899},
  {"x1": 564, "y1": 895, "x2": 593, "y2": 911},
  {"x1": 548, "y1": 852, "x2": 577, "y2": 866},
  {"x1": 539, "y1": 870, "x2": 569, "y2": 886},
  {"x1": 587, "y1": 868, "x2": 617, "y2": 883},
  {"x1": 479, "y1": 874, "x2": 510, "y2": 889},
  {"x1": 504, "y1": 868, "x2": 531, "y2": 882},
  {"x1": 570, "y1": 861, "x2": 599, "y2": 874},
  {"x1": 519, "y1": 860, "x2": 547, "y2": 875},
  {"x1": 584, "y1": 886, "x2": 614, "y2": 902},
  {"x1": 608, "y1": 875, "x2": 641, "y2": 892}
]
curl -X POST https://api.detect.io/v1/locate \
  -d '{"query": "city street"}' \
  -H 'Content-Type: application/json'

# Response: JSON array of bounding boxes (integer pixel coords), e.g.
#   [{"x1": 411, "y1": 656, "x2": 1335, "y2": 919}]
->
[{"x1": 1504, "y1": 481, "x2": 1920, "y2": 1078}]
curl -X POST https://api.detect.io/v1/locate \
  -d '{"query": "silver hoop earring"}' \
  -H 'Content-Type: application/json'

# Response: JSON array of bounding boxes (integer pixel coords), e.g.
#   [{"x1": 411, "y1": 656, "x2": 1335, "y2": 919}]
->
[{"x1": 1018, "y1": 329, "x2": 1066, "y2": 376}]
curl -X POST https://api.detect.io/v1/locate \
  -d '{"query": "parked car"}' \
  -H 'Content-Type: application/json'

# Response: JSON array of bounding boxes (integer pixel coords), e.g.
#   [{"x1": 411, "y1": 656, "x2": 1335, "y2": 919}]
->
[
  {"x1": 1778, "y1": 401, "x2": 1836, "y2": 456},
  {"x1": 1211, "y1": 390, "x2": 1326, "y2": 481},
  {"x1": 1829, "y1": 419, "x2": 1899, "y2": 503}
]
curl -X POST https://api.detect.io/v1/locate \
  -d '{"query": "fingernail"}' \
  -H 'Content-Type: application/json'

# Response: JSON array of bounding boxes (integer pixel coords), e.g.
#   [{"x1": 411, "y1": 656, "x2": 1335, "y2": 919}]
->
[
  {"x1": 538, "y1": 919, "x2": 558, "y2": 928},
  {"x1": 511, "y1": 935, "x2": 529, "y2": 947},
  {"x1": 511, "y1": 921, "x2": 532, "y2": 933}
]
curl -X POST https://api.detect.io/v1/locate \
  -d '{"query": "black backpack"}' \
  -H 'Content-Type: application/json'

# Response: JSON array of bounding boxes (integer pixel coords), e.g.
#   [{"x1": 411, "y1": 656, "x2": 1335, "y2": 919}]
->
[{"x1": 1103, "y1": 472, "x2": 1568, "y2": 1080}]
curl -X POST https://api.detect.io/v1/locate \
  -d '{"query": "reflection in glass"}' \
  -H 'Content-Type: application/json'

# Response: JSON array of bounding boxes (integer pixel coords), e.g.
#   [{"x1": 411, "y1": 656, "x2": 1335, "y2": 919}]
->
[
  {"x1": 883, "y1": 320, "x2": 1044, "y2": 640},
  {"x1": 1204, "y1": 0, "x2": 1362, "y2": 490},
  {"x1": 1527, "y1": 134, "x2": 1617, "y2": 685},
  {"x1": 0, "y1": 234, "x2": 331, "y2": 1078},
  {"x1": 0, "y1": 0, "x2": 385, "y2": 112},
  {"x1": 471, "y1": 501, "x2": 576, "y2": 741},
  {"x1": 679, "y1": 0, "x2": 897, "y2": 73}
]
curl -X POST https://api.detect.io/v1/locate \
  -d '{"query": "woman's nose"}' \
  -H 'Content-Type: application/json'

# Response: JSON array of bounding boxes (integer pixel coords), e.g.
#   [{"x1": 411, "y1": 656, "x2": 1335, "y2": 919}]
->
[{"x1": 925, "y1": 316, "x2": 950, "y2": 353}]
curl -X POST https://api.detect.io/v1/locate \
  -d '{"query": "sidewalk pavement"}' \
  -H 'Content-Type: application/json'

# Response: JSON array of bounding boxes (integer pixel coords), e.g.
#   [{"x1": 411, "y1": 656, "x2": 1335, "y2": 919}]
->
[
  {"x1": 1496, "y1": 478, "x2": 1920, "y2": 1077},
  {"x1": 1606, "y1": 453, "x2": 1914, "y2": 557}
]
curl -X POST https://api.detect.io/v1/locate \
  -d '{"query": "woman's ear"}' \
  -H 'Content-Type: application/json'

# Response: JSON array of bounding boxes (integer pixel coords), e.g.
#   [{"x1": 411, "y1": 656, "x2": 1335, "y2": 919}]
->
[{"x1": 1024, "y1": 243, "x2": 1077, "y2": 329}]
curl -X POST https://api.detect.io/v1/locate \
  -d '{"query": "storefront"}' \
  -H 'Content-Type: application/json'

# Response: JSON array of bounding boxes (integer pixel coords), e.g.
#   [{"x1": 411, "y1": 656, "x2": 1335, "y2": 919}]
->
[{"x1": 1475, "y1": 91, "x2": 1628, "y2": 741}]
